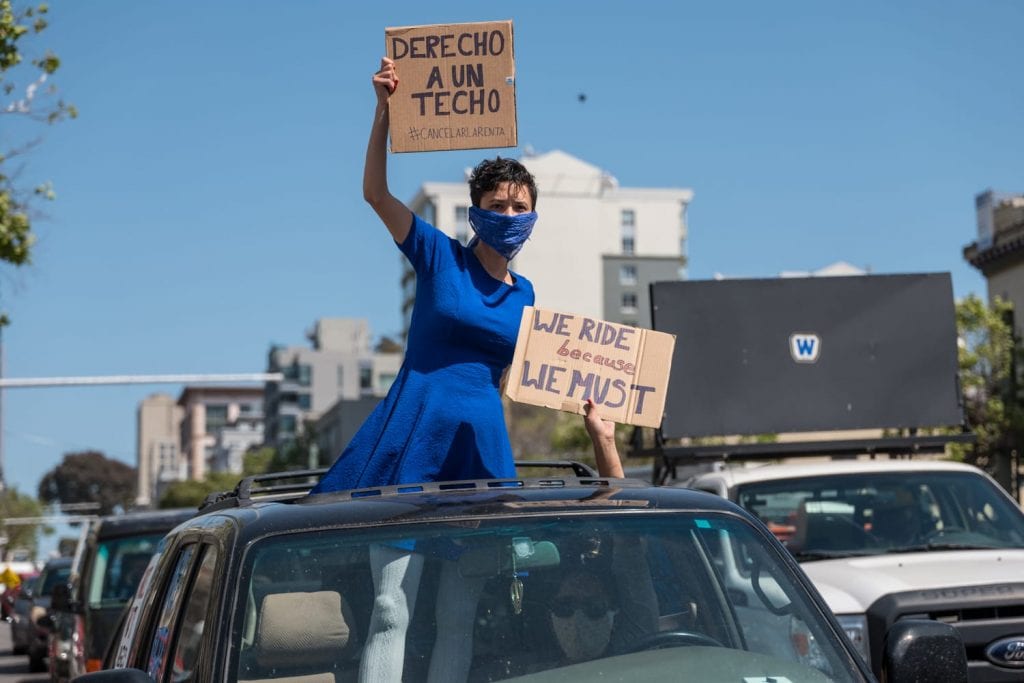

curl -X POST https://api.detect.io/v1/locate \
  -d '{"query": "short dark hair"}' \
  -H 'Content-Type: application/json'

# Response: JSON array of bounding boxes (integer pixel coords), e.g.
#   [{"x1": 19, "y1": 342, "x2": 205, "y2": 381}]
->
[{"x1": 468, "y1": 157, "x2": 538, "y2": 210}]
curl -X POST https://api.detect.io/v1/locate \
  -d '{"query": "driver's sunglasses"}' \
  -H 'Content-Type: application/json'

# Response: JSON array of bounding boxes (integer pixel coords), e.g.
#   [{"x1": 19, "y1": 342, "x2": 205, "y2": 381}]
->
[{"x1": 550, "y1": 596, "x2": 609, "y2": 619}]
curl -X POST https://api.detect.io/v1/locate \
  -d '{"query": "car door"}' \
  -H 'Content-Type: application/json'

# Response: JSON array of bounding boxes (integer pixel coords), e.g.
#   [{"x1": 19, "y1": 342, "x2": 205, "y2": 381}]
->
[{"x1": 124, "y1": 540, "x2": 222, "y2": 682}]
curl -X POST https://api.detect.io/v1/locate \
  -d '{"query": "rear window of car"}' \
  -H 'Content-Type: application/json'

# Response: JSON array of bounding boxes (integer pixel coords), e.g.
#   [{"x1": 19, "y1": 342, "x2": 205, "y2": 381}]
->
[
  {"x1": 36, "y1": 565, "x2": 71, "y2": 596},
  {"x1": 87, "y1": 534, "x2": 163, "y2": 608}
]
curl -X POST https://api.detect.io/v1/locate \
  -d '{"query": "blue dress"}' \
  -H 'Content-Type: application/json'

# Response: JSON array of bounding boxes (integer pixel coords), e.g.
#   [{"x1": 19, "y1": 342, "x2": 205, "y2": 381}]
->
[{"x1": 312, "y1": 214, "x2": 535, "y2": 492}]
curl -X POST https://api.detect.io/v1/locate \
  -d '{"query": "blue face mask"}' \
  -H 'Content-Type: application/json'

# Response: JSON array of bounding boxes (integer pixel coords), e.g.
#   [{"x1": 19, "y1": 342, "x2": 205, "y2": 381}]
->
[{"x1": 468, "y1": 206, "x2": 537, "y2": 260}]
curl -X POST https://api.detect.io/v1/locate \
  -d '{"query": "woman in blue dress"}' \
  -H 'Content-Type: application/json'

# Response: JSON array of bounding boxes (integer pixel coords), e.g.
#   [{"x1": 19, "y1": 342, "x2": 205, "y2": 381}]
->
[{"x1": 310, "y1": 56, "x2": 540, "y2": 683}]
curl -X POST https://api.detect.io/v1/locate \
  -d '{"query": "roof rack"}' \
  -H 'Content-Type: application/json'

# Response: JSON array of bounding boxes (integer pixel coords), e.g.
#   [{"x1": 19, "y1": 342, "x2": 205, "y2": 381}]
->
[
  {"x1": 198, "y1": 460, "x2": 600, "y2": 512},
  {"x1": 200, "y1": 468, "x2": 327, "y2": 512},
  {"x1": 636, "y1": 432, "x2": 977, "y2": 486},
  {"x1": 307, "y1": 474, "x2": 645, "y2": 502}
]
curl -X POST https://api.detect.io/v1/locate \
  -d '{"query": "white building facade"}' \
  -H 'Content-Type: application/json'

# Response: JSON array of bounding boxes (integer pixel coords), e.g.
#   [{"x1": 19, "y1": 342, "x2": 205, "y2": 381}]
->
[
  {"x1": 264, "y1": 318, "x2": 403, "y2": 447},
  {"x1": 404, "y1": 150, "x2": 693, "y2": 334}
]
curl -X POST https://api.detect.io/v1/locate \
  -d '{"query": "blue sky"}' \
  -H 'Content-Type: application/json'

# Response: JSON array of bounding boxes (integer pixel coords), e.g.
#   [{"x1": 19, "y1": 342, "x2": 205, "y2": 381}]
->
[{"x1": 2, "y1": 1, "x2": 1022, "y2": 499}]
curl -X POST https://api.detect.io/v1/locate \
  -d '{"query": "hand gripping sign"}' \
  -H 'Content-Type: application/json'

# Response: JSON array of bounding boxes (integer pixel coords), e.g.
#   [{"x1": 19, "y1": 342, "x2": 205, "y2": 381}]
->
[
  {"x1": 385, "y1": 20, "x2": 517, "y2": 153},
  {"x1": 505, "y1": 307, "x2": 676, "y2": 428}
]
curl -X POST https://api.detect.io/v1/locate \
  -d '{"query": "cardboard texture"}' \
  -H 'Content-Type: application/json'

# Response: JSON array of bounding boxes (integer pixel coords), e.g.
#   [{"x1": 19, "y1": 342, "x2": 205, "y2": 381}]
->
[
  {"x1": 385, "y1": 20, "x2": 517, "y2": 153},
  {"x1": 505, "y1": 307, "x2": 676, "y2": 428}
]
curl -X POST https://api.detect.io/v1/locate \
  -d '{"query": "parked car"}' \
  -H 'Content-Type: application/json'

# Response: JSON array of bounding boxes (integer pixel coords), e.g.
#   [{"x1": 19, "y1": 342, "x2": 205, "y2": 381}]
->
[
  {"x1": 9, "y1": 557, "x2": 72, "y2": 671},
  {"x1": 79, "y1": 468, "x2": 966, "y2": 682},
  {"x1": 685, "y1": 458, "x2": 1024, "y2": 682},
  {"x1": 47, "y1": 508, "x2": 197, "y2": 681}
]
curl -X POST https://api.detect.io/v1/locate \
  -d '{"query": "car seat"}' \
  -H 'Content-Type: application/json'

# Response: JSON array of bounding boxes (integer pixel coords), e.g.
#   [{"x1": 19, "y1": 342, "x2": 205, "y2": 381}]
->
[{"x1": 238, "y1": 590, "x2": 357, "y2": 683}]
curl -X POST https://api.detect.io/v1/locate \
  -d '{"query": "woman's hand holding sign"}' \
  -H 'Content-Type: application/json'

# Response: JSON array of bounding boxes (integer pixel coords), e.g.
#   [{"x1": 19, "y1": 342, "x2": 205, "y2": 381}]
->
[
  {"x1": 585, "y1": 399, "x2": 624, "y2": 478},
  {"x1": 373, "y1": 57, "x2": 399, "y2": 101}
]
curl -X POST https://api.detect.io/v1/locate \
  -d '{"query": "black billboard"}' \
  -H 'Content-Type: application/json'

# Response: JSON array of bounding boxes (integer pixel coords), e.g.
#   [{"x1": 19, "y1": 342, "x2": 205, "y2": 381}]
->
[{"x1": 650, "y1": 273, "x2": 962, "y2": 439}]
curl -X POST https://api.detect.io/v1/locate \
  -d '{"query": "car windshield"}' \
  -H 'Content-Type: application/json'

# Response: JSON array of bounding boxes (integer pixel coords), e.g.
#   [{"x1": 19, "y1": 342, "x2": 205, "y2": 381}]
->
[
  {"x1": 87, "y1": 534, "x2": 163, "y2": 609},
  {"x1": 231, "y1": 512, "x2": 862, "y2": 683},
  {"x1": 737, "y1": 470, "x2": 1024, "y2": 558}
]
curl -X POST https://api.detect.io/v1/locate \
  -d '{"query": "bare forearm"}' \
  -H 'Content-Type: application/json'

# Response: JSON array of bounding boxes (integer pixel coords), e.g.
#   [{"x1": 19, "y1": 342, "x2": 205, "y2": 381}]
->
[
  {"x1": 594, "y1": 437, "x2": 624, "y2": 478},
  {"x1": 364, "y1": 58, "x2": 412, "y2": 242},
  {"x1": 363, "y1": 103, "x2": 391, "y2": 207}
]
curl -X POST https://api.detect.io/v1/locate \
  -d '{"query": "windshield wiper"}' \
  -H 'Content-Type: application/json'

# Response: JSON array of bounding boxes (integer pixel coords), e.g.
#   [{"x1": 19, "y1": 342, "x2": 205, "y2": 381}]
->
[
  {"x1": 885, "y1": 542, "x2": 1003, "y2": 553},
  {"x1": 790, "y1": 549, "x2": 873, "y2": 562}
]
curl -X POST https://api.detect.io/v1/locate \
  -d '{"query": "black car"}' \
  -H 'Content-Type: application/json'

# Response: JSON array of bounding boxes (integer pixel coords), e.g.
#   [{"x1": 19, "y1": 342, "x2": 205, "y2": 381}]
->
[
  {"x1": 9, "y1": 556, "x2": 71, "y2": 672},
  {"x1": 49, "y1": 508, "x2": 197, "y2": 681},
  {"x1": 80, "y1": 468, "x2": 965, "y2": 682}
]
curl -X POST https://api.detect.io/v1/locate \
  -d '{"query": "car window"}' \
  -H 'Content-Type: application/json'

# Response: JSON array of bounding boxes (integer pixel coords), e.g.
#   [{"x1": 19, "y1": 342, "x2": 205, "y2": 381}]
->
[
  {"x1": 169, "y1": 545, "x2": 219, "y2": 682},
  {"x1": 737, "y1": 471, "x2": 1024, "y2": 557},
  {"x1": 231, "y1": 513, "x2": 861, "y2": 683},
  {"x1": 146, "y1": 544, "x2": 196, "y2": 681},
  {"x1": 36, "y1": 565, "x2": 71, "y2": 595},
  {"x1": 114, "y1": 536, "x2": 174, "y2": 669},
  {"x1": 87, "y1": 533, "x2": 165, "y2": 608}
]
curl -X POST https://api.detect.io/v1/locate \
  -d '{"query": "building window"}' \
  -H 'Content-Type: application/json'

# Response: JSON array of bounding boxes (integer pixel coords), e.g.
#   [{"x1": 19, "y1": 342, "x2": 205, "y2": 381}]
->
[
  {"x1": 621, "y1": 209, "x2": 636, "y2": 255},
  {"x1": 279, "y1": 415, "x2": 297, "y2": 436},
  {"x1": 297, "y1": 364, "x2": 312, "y2": 387},
  {"x1": 206, "y1": 404, "x2": 228, "y2": 433},
  {"x1": 455, "y1": 205, "x2": 469, "y2": 244},
  {"x1": 619, "y1": 264, "x2": 637, "y2": 286},
  {"x1": 359, "y1": 362, "x2": 373, "y2": 394},
  {"x1": 297, "y1": 394, "x2": 312, "y2": 410},
  {"x1": 621, "y1": 292, "x2": 638, "y2": 314}
]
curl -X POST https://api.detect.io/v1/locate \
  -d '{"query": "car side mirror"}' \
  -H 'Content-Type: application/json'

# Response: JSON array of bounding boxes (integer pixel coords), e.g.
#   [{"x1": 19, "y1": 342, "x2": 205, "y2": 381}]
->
[
  {"x1": 882, "y1": 619, "x2": 967, "y2": 683},
  {"x1": 73, "y1": 670, "x2": 152, "y2": 683},
  {"x1": 50, "y1": 582, "x2": 72, "y2": 611}
]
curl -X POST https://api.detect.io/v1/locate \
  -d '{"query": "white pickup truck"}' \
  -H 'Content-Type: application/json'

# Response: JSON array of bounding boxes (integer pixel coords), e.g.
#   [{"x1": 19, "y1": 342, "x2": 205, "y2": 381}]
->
[{"x1": 684, "y1": 459, "x2": 1024, "y2": 682}]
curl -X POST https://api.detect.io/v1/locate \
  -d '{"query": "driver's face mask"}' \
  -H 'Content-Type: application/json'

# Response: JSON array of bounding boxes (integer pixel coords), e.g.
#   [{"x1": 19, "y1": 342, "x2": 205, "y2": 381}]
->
[{"x1": 549, "y1": 595, "x2": 615, "y2": 661}]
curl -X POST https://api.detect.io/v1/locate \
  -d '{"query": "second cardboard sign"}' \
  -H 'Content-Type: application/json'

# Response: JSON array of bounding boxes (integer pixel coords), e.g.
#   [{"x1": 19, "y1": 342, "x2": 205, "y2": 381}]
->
[{"x1": 505, "y1": 307, "x2": 676, "y2": 428}]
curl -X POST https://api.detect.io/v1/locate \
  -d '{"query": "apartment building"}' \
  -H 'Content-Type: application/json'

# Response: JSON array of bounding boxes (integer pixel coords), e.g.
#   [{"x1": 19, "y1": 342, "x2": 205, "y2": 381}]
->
[
  {"x1": 264, "y1": 318, "x2": 403, "y2": 447},
  {"x1": 178, "y1": 386, "x2": 263, "y2": 481},
  {"x1": 135, "y1": 393, "x2": 184, "y2": 507},
  {"x1": 403, "y1": 149, "x2": 693, "y2": 333},
  {"x1": 964, "y1": 189, "x2": 1024, "y2": 335}
]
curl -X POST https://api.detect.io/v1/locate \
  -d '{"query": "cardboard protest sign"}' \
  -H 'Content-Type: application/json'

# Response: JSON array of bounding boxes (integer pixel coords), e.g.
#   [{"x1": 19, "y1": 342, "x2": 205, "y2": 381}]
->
[
  {"x1": 505, "y1": 307, "x2": 676, "y2": 428},
  {"x1": 385, "y1": 20, "x2": 517, "y2": 153}
]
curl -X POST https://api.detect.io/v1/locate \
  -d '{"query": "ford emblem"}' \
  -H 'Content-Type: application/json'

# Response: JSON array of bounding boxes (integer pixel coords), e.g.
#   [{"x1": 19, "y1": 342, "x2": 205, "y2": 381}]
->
[{"x1": 984, "y1": 637, "x2": 1024, "y2": 668}]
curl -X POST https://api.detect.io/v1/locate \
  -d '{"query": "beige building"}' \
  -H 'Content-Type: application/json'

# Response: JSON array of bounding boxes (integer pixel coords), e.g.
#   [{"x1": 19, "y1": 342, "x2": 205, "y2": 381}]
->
[
  {"x1": 178, "y1": 386, "x2": 263, "y2": 482},
  {"x1": 964, "y1": 189, "x2": 1024, "y2": 334},
  {"x1": 404, "y1": 149, "x2": 693, "y2": 334},
  {"x1": 135, "y1": 393, "x2": 184, "y2": 507}
]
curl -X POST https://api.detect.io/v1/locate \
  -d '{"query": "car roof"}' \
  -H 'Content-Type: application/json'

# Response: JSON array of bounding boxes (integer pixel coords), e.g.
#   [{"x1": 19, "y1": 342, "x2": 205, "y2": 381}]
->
[
  {"x1": 187, "y1": 477, "x2": 749, "y2": 544},
  {"x1": 689, "y1": 458, "x2": 987, "y2": 489},
  {"x1": 95, "y1": 507, "x2": 198, "y2": 539},
  {"x1": 41, "y1": 557, "x2": 73, "y2": 570}
]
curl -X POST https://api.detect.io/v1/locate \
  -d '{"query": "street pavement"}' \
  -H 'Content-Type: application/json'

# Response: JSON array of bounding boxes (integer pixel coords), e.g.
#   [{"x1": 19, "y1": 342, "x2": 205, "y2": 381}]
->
[{"x1": 0, "y1": 623, "x2": 48, "y2": 683}]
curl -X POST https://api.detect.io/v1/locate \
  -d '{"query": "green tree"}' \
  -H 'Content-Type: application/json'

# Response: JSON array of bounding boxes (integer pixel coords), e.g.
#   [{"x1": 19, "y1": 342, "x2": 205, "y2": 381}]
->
[
  {"x1": 0, "y1": 1, "x2": 76, "y2": 324},
  {"x1": 0, "y1": 487, "x2": 43, "y2": 556},
  {"x1": 157, "y1": 447, "x2": 277, "y2": 509},
  {"x1": 951, "y1": 294, "x2": 1020, "y2": 488},
  {"x1": 38, "y1": 451, "x2": 136, "y2": 515},
  {"x1": 158, "y1": 472, "x2": 239, "y2": 509}
]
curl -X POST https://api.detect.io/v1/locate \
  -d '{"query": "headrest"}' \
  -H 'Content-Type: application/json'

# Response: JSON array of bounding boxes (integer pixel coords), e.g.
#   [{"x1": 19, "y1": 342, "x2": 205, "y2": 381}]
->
[{"x1": 255, "y1": 591, "x2": 352, "y2": 670}]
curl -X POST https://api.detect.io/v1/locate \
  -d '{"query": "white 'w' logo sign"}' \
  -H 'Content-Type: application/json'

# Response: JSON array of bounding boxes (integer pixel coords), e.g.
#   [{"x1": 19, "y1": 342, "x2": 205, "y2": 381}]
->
[{"x1": 789, "y1": 333, "x2": 821, "y2": 363}]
